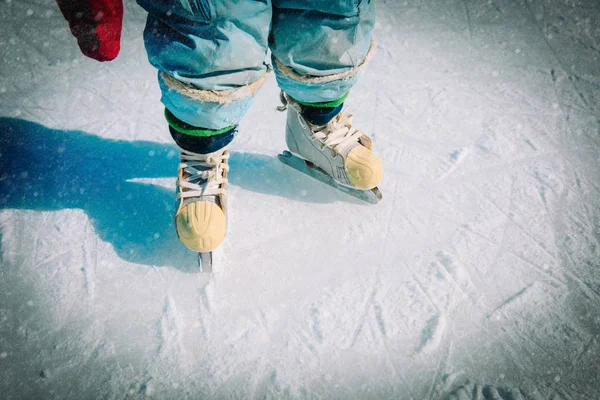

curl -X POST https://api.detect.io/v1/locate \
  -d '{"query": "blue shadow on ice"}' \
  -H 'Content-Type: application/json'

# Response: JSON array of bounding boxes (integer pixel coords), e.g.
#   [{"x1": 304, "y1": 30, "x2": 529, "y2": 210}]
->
[{"x1": 0, "y1": 118, "x2": 355, "y2": 269}]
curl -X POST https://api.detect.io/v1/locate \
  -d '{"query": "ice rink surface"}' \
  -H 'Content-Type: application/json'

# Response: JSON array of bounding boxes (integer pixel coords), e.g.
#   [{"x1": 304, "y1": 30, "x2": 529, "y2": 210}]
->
[{"x1": 1, "y1": 0, "x2": 599, "y2": 399}]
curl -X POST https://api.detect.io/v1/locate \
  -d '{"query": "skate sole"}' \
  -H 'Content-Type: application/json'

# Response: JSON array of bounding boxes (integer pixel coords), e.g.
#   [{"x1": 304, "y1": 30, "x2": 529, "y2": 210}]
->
[{"x1": 278, "y1": 150, "x2": 382, "y2": 204}]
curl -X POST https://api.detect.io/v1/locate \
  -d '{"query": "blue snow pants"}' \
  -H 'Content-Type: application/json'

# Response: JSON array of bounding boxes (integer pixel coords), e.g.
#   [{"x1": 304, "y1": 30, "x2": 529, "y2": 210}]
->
[{"x1": 137, "y1": 0, "x2": 375, "y2": 130}]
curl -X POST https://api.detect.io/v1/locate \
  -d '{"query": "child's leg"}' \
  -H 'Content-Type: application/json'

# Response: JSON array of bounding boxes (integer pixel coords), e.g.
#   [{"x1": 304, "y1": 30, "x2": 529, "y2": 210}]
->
[
  {"x1": 136, "y1": 0, "x2": 272, "y2": 253},
  {"x1": 137, "y1": 0, "x2": 272, "y2": 136},
  {"x1": 270, "y1": 1, "x2": 382, "y2": 196},
  {"x1": 270, "y1": 0, "x2": 375, "y2": 105}
]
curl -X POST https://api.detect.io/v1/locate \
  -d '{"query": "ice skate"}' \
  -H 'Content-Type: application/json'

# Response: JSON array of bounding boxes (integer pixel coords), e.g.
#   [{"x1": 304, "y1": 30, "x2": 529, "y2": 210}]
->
[
  {"x1": 277, "y1": 92, "x2": 383, "y2": 203},
  {"x1": 175, "y1": 146, "x2": 229, "y2": 272}
]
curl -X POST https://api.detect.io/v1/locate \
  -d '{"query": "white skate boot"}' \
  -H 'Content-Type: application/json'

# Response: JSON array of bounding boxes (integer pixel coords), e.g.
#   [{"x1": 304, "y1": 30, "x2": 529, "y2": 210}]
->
[
  {"x1": 278, "y1": 92, "x2": 383, "y2": 203},
  {"x1": 175, "y1": 146, "x2": 229, "y2": 271}
]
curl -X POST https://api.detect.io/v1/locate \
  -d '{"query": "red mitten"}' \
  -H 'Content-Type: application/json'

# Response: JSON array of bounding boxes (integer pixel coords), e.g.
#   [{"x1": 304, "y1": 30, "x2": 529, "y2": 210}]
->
[{"x1": 56, "y1": 0, "x2": 123, "y2": 62}]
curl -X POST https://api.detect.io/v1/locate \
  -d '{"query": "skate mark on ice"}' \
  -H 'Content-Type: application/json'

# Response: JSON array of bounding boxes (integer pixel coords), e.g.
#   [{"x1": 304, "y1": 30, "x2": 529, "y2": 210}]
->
[
  {"x1": 310, "y1": 307, "x2": 324, "y2": 344},
  {"x1": 528, "y1": 173, "x2": 560, "y2": 233},
  {"x1": 80, "y1": 266, "x2": 95, "y2": 300},
  {"x1": 345, "y1": 272, "x2": 393, "y2": 349},
  {"x1": 563, "y1": 270, "x2": 600, "y2": 303},
  {"x1": 373, "y1": 300, "x2": 388, "y2": 339},
  {"x1": 418, "y1": 313, "x2": 447, "y2": 355},
  {"x1": 522, "y1": 326, "x2": 565, "y2": 367},
  {"x1": 434, "y1": 148, "x2": 593, "y2": 188},
  {"x1": 549, "y1": 69, "x2": 593, "y2": 117},
  {"x1": 346, "y1": 289, "x2": 378, "y2": 350},
  {"x1": 373, "y1": 296, "x2": 408, "y2": 399},
  {"x1": 486, "y1": 282, "x2": 535, "y2": 320},
  {"x1": 498, "y1": 339, "x2": 530, "y2": 375},
  {"x1": 344, "y1": 177, "x2": 399, "y2": 349},
  {"x1": 523, "y1": 138, "x2": 537, "y2": 151},
  {"x1": 501, "y1": 243, "x2": 564, "y2": 287},
  {"x1": 249, "y1": 362, "x2": 276, "y2": 400},
  {"x1": 255, "y1": 309, "x2": 271, "y2": 338},
  {"x1": 157, "y1": 296, "x2": 186, "y2": 362},
  {"x1": 81, "y1": 222, "x2": 98, "y2": 301},
  {"x1": 572, "y1": 169, "x2": 600, "y2": 201},
  {"x1": 152, "y1": 265, "x2": 166, "y2": 283},
  {"x1": 296, "y1": 324, "x2": 321, "y2": 357},
  {"x1": 498, "y1": 300, "x2": 578, "y2": 371},
  {"x1": 435, "y1": 251, "x2": 478, "y2": 299},
  {"x1": 459, "y1": 0, "x2": 473, "y2": 45},
  {"x1": 427, "y1": 338, "x2": 452, "y2": 400},
  {"x1": 566, "y1": 336, "x2": 597, "y2": 377},
  {"x1": 198, "y1": 283, "x2": 213, "y2": 314},
  {"x1": 408, "y1": 267, "x2": 441, "y2": 313},
  {"x1": 474, "y1": 185, "x2": 559, "y2": 263},
  {"x1": 136, "y1": 377, "x2": 156, "y2": 397},
  {"x1": 28, "y1": 212, "x2": 49, "y2": 267},
  {"x1": 192, "y1": 283, "x2": 214, "y2": 339},
  {"x1": 525, "y1": 2, "x2": 593, "y2": 113},
  {"x1": 439, "y1": 148, "x2": 471, "y2": 180}
]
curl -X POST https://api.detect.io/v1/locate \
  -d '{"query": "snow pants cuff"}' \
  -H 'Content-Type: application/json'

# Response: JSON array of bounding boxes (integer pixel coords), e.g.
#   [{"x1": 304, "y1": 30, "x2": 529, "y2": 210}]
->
[
  {"x1": 159, "y1": 68, "x2": 271, "y2": 130},
  {"x1": 272, "y1": 37, "x2": 376, "y2": 105}
]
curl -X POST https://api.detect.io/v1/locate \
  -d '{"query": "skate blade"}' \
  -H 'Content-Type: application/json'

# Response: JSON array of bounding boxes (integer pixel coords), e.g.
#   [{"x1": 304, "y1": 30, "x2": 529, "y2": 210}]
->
[
  {"x1": 278, "y1": 150, "x2": 382, "y2": 204},
  {"x1": 198, "y1": 251, "x2": 213, "y2": 273}
]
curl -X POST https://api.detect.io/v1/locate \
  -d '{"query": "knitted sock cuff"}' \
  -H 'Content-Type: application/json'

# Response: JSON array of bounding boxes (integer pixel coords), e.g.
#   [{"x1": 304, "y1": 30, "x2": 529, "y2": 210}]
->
[
  {"x1": 165, "y1": 108, "x2": 235, "y2": 137},
  {"x1": 301, "y1": 103, "x2": 344, "y2": 126},
  {"x1": 291, "y1": 92, "x2": 349, "y2": 109},
  {"x1": 169, "y1": 124, "x2": 235, "y2": 154}
]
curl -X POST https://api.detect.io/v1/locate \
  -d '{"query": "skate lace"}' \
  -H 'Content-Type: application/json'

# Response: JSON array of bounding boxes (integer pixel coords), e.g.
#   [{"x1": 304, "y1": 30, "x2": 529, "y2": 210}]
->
[
  {"x1": 177, "y1": 149, "x2": 229, "y2": 199},
  {"x1": 277, "y1": 91, "x2": 363, "y2": 156},
  {"x1": 312, "y1": 113, "x2": 363, "y2": 156}
]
